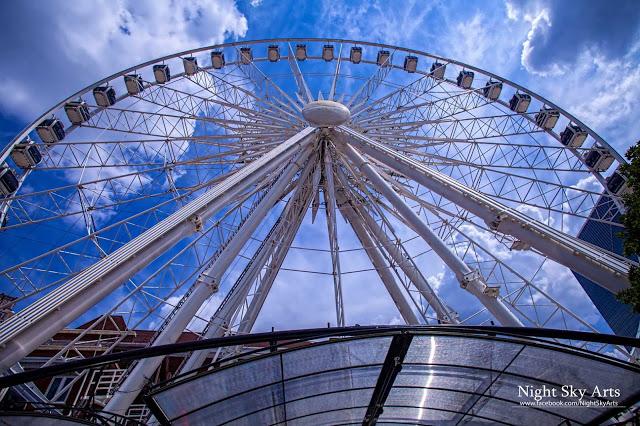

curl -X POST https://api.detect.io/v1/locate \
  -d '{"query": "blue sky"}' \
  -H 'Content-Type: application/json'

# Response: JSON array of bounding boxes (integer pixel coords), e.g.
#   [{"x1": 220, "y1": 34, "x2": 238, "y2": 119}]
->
[{"x1": 1, "y1": 0, "x2": 639, "y2": 334}]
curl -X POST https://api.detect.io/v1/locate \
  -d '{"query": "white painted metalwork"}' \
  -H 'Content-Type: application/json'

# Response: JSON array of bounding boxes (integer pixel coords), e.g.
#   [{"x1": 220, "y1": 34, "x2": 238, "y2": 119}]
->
[{"x1": 0, "y1": 38, "x2": 635, "y2": 422}]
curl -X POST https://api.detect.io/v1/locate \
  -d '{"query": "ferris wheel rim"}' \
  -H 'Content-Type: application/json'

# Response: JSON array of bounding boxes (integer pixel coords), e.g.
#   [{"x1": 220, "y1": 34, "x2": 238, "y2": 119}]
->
[{"x1": 0, "y1": 37, "x2": 625, "y2": 165}]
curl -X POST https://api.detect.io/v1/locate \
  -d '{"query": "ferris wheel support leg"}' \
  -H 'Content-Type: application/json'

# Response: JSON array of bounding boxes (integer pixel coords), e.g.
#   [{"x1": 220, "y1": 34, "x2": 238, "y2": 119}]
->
[
  {"x1": 104, "y1": 145, "x2": 314, "y2": 415},
  {"x1": 237, "y1": 164, "x2": 321, "y2": 334},
  {"x1": 323, "y1": 145, "x2": 346, "y2": 327},
  {"x1": 337, "y1": 138, "x2": 523, "y2": 327},
  {"x1": 0, "y1": 127, "x2": 316, "y2": 372},
  {"x1": 339, "y1": 126, "x2": 631, "y2": 293},
  {"x1": 335, "y1": 177, "x2": 456, "y2": 324},
  {"x1": 178, "y1": 154, "x2": 322, "y2": 372},
  {"x1": 338, "y1": 196, "x2": 420, "y2": 325}
]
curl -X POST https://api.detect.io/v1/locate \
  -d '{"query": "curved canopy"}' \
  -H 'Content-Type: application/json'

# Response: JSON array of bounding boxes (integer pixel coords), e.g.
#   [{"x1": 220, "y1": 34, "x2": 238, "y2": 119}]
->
[{"x1": 147, "y1": 328, "x2": 640, "y2": 425}]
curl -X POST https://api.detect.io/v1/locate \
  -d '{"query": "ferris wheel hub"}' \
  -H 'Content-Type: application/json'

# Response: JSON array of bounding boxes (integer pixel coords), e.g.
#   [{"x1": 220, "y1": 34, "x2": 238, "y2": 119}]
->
[{"x1": 302, "y1": 100, "x2": 351, "y2": 127}]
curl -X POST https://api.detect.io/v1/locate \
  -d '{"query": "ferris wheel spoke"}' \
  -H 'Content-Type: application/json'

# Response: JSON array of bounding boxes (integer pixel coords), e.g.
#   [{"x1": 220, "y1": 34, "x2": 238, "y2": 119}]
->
[
  {"x1": 357, "y1": 111, "x2": 543, "y2": 141},
  {"x1": 236, "y1": 160, "x2": 320, "y2": 335},
  {"x1": 178, "y1": 148, "x2": 323, "y2": 372},
  {"x1": 336, "y1": 135, "x2": 523, "y2": 326},
  {"x1": 420, "y1": 162, "x2": 607, "y2": 224},
  {"x1": 137, "y1": 77, "x2": 297, "y2": 130},
  {"x1": 104, "y1": 141, "x2": 315, "y2": 415},
  {"x1": 354, "y1": 82, "x2": 492, "y2": 128},
  {"x1": 334, "y1": 162, "x2": 454, "y2": 324},
  {"x1": 0, "y1": 143, "x2": 272, "y2": 231},
  {"x1": 40, "y1": 193, "x2": 259, "y2": 372},
  {"x1": 341, "y1": 125, "x2": 633, "y2": 293},
  {"x1": 387, "y1": 136, "x2": 591, "y2": 173},
  {"x1": 321, "y1": 144, "x2": 345, "y2": 327},
  {"x1": 346, "y1": 48, "x2": 399, "y2": 111},
  {"x1": 286, "y1": 43, "x2": 314, "y2": 104},
  {"x1": 80, "y1": 106, "x2": 283, "y2": 143},
  {"x1": 191, "y1": 68, "x2": 305, "y2": 126},
  {"x1": 234, "y1": 49, "x2": 305, "y2": 115}
]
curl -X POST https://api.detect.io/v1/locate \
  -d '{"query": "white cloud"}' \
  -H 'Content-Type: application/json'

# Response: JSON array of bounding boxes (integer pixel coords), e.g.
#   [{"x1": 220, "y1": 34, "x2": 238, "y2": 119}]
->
[
  {"x1": 0, "y1": 0, "x2": 247, "y2": 120},
  {"x1": 521, "y1": 8, "x2": 566, "y2": 76},
  {"x1": 505, "y1": 1, "x2": 519, "y2": 21}
]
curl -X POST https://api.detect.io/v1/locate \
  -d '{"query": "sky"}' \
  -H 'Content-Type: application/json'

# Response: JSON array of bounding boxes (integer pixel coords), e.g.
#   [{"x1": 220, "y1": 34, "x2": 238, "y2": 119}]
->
[{"x1": 0, "y1": 0, "x2": 639, "y2": 335}]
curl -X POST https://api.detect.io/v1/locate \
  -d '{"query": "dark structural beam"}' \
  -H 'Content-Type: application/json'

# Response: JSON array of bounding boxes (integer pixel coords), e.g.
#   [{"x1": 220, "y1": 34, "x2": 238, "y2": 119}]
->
[{"x1": 362, "y1": 333, "x2": 413, "y2": 425}]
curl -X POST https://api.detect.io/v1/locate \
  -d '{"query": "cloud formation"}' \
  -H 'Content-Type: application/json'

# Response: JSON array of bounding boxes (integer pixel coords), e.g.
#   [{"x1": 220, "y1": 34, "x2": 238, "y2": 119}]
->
[
  {"x1": 517, "y1": 0, "x2": 640, "y2": 76},
  {"x1": 0, "y1": 0, "x2": 247, "y2": 120}
]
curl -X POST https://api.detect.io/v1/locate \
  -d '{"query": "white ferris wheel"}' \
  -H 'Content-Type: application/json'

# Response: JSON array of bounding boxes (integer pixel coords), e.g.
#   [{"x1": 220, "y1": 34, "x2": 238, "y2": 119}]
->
[{"x1": 0, "y1": 38, "x2": 636, "y2": 423}]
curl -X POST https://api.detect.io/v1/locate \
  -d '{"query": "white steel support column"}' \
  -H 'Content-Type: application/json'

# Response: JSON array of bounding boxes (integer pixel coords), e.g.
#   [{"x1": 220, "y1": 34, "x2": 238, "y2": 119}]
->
[
  {"x1": 178, "y1": 153, "x2": 321, "y2": 372},
  {"x1": 339, "y1": 126, "x2": 632, "y2": 293},
  {"x1": 237, "y1": 162, "x2": 322, "y2": 334},
  {"x1": 336, "y1": 174, "x2": 456, "y2": 323},
  {"x1": 323, "y1": 145, "x2": 346, "y2": 327},
  {"x1": 337, "y1": 137, "x2": 523, "y2": 327},
  {"x1": 0, "y1": 127, "x2": 316, "y2": 372},
  {"x1": 105, "y1": 143, "x2": 314, "y2": 415},
  {"x1": 337, "y1": 196, "x2": 420, "y2": 325}
]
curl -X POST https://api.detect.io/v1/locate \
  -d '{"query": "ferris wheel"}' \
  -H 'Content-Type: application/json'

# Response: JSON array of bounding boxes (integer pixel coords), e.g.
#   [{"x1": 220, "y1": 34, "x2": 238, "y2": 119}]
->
[{"x1": 0, "y1": 38, "x2": 635, "y2": 418}]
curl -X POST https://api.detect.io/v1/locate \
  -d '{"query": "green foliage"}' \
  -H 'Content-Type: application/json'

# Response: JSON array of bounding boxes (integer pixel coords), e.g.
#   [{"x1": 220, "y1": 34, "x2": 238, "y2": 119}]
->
[{"x1": 616, "y1": 141, "x2": 640, "y2": 312}]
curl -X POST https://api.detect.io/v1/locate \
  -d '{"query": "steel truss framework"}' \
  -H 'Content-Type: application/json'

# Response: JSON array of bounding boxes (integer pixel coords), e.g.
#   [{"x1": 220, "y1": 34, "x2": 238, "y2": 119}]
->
[{"x1": 0, "y1": 38, "x2": 636, "y2": 422}]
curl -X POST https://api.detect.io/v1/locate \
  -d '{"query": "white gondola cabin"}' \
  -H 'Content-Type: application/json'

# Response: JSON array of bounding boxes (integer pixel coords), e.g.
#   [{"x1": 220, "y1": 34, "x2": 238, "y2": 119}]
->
[
  {"x1": 211, "y1": 51, "x2": 225, "y2": 69},
  {"x1": 509, "y1": 93, "x2": 531, "y2": 113},
  {"x1": 0, "y1": 166, "x2": 19, "y2": 196},
  {"x1": 606, "y1": 171, "x2": 631, "y2": 196},
  {"x1": 93, "y1": 86, "x2": 116, "y2": 107},
  {"x1": 183, "y1": 57, "x2": 198, "y2": 75},
  {"x1": 268, "y1": 45, "x2": 280, "y2": 62},
  {"x1": 11, "y1": 139, "x2": 42, "y2": 169},
  {"x1": 153, "y1": 64, "x2": 170, "y2": 84},
  {"x1": 124, "y1": 74, "x2": 144, "y2": 95},
  {"x1": 404, "y1": 55, "x2": 418, "y2": 73},
  {"x1": 483, "y1": 80, "x2": 502, "y2": 100},
  {"x1": 583, "y1": 146, "x2": 614, "y2": 172},
  {"x1": 559, "y1": 123, "x2": 587, "y2": 148},
  {"x1": 239, "y1": 47, "x2": 252, "y2": 65},
  {"x1": 350, "y1": 46, "x2": 362, "y2": 64},
  {"x1": 295, "y1": 44, "x2": 307, "y2": 61},
  {"x1": 431, "y1": 62, "x2": 446, "y2": 79},
  {"x1": 64, "y1": 101, "x2": 90, "y2": 125},
  {"x1": 322, "y1": 45, "x2": 334, "y2": 61},
  {"x1": 36, "y1": 118, "x2": 65, "y2": 144},
  {"x1": 535, "y1": 107, "x2": 560, "y2": 130},
  {"x1": 457, "y1": 70, "x2": 474, "y2": 89},
  {"x1": 377, "y1": 50, "x2": 391, "y2": 66}
]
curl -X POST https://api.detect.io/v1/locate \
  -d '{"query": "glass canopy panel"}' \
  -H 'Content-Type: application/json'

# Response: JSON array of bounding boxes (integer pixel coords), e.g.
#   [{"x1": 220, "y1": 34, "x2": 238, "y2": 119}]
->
[
  {"x1": 148, "y1": 332, "x2": 640, "y2": 425},
  {"x1": 281, "y1": 336, "x2": 392, "y2": 379},
  {"x1": 405, "y1": 335, "x2": 524, "y2": 371},
  {"x1": 284, "y1": 407, "x2": 368, "y2": 426},
  {"x1": 284, "y1": 365, "x2": 381, "y2": 401},
  {"x1": 377, "y1": 405, "x2": 500, "y2": 424},
  {"x1": 464, "y1": 395, "x2": 565, "y2": 425},
  {"x1": 171, "y1": 382, "x2": 284, "y2": 426},
  {"x1": 486, "y1": 374, "x2": 604, "y2": 423},
  {"x1": 286, "y1": 388, "x2": 373, "y2": 421},
  {"x1": 395, "y1": 364, "x2": 496, "y2": 394},
  {"x1": 151, "y1": 355, "x2": 282, "y2": 421},
  {"x1": 506, "y1": 344, "x2": 639, "y2": 404}
]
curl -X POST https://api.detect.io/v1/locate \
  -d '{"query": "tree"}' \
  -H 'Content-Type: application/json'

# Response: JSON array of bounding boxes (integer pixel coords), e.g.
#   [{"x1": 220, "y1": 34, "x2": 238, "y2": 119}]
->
[{"x1": 616, "y1": 141, "x2": 640, "y2": 312}]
